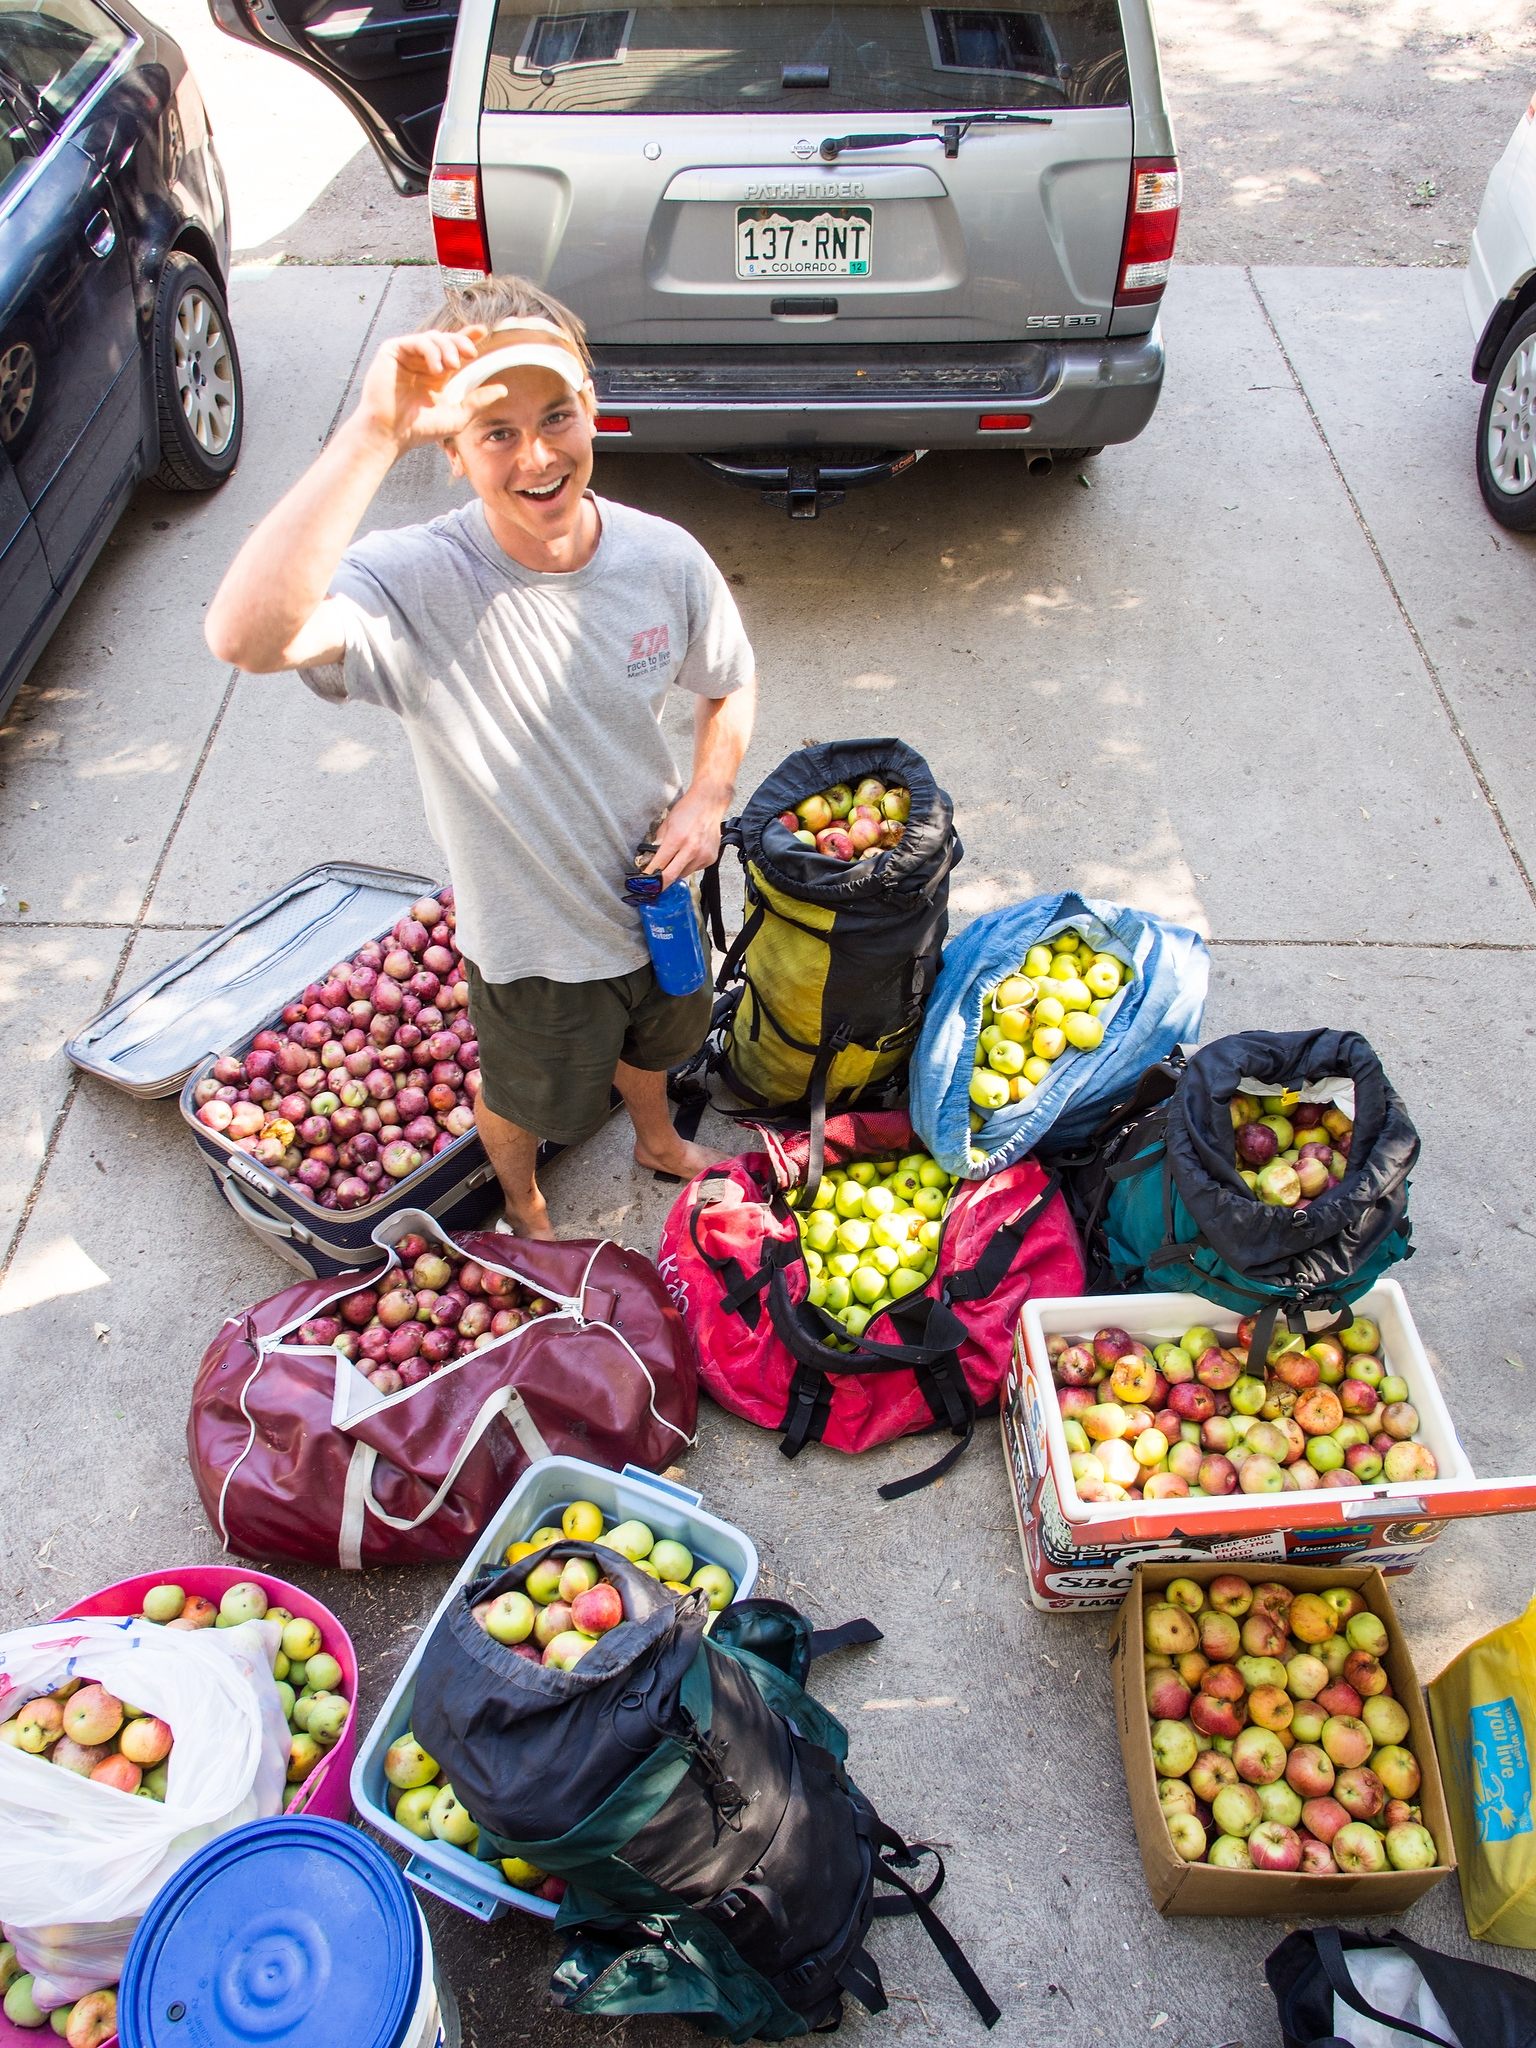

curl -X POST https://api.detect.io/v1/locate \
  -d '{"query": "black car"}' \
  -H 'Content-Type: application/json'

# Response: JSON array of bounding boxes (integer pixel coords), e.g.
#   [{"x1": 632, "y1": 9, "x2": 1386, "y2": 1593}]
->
[{"x1": 0, "y1": 0, "x2": 242, "y2": 713}]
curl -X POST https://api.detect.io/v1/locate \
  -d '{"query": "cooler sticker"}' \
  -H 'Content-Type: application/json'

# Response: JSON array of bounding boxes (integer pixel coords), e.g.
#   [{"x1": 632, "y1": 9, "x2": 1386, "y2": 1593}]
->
[
  {"x1": 1202, "y1": 1530, "x2": 1288, "y2": 1563},
  {"x1": 1468, "y1": 1697, "x2": 1534, "y2": 1842},
  {"x1": 626, "y1": 624, "x2": 673, "y2": 678}
]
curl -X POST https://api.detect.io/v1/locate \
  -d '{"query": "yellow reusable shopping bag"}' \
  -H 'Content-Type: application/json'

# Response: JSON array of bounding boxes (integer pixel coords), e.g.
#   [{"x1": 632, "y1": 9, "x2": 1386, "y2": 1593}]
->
[{"x1": 1429, "y1": 1592, "x2": 1536, "y2": 1946}]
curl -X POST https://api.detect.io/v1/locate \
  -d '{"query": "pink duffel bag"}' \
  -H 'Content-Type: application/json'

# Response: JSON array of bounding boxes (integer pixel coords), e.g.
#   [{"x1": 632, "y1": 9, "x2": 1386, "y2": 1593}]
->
[{"x1": 658, "y1": 1110, "x2": 1083, "y2": 1497}]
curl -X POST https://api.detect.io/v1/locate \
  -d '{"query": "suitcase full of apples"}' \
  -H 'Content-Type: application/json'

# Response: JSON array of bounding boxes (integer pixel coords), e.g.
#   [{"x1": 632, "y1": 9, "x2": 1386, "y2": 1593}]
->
[{"x1": 67, "y1": 864, "x2": 519, "y2": 1276}]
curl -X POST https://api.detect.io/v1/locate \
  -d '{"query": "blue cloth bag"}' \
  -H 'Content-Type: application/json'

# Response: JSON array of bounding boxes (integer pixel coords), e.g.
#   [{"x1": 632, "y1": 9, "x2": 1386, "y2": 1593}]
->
[{"x1": 910, "y1": 892, "x2": 1209, "y2": 1178}]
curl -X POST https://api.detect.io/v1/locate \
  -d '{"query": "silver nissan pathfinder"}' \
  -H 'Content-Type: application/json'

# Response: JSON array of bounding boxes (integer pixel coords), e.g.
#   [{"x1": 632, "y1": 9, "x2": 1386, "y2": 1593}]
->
[{"x1": 212, "y1": 0, "x2": 1179, "y2": 512}]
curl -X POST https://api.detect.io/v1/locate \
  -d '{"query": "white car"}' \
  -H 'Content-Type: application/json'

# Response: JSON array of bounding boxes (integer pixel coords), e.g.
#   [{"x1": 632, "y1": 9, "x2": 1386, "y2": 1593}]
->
[{"x1": 1466, "y1": 86, "x2": 1536, "y2": 528}]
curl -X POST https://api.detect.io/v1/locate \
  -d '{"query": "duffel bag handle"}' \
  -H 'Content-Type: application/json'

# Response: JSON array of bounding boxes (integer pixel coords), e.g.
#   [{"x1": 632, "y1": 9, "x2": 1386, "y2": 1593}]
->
[
  {"x1": 1308, "y1": 1928, "x2": 1461, "y2": 2048},
  {"x1": 335, "y1": 1384, "x2": 552, "y2": 1569}
]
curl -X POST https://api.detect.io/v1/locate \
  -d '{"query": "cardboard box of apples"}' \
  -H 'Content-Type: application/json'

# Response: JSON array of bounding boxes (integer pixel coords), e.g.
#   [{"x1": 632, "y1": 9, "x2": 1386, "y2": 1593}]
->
[{"x1": 1114, "y1": 1561, "x2": 1454, "y2": 1914}]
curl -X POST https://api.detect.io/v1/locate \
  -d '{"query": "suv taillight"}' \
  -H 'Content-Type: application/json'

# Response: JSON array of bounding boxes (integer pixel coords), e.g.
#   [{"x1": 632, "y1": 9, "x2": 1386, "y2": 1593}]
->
[
  {"x1": 1116, "y1": 159, "x2": 1181, "y2": 307},
  {"x1": 430, "y1": 165, "x2": 490, "y2": 282}
]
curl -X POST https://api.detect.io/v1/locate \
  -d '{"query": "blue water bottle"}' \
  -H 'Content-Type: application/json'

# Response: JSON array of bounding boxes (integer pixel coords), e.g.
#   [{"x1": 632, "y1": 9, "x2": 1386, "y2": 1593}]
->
[{"x1": 625, "y1": 841, "x2": 709, "y2": 996}]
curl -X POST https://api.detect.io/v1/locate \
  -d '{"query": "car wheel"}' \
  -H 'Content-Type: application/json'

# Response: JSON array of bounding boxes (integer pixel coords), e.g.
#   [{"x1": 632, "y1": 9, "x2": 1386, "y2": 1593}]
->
[
  {"x1": 1476, "y1": 304, "x2": 1536, "y2": 531},
  {"x1": 152, "y1": 251, "x2": 243, "y2": 491},
  {"x1": 0, "y1": 326, "x2": 42, "y2": 459}
]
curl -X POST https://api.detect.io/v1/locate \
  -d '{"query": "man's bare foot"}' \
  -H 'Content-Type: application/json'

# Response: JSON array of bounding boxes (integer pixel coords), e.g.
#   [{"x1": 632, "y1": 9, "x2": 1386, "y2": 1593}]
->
[
  {"x1": 633, "y1": 1137, "x2": 730, "y2": 1182},
  {"x1": 497, "y1": 1185, "x2": 558, "y2": 1239}
]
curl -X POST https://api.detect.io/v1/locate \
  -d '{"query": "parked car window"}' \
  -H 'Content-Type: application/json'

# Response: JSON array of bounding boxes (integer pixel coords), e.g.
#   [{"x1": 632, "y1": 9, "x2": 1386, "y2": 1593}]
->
[
  {"x1": 0, "y1": 83, "x2": 37, "y2": 202},
  {"x1": 484, "y1": 0, "x2": 1127, "y2": 115},
  {"x1": 0, "y1": 0, "x2": 130, "y2": 123}
]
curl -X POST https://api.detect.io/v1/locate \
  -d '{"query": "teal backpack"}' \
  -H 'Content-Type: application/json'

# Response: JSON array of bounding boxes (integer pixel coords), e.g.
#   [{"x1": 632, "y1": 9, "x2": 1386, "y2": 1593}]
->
[
  {"x1": 412, "y1": 1545, "x2": 1000, "y2": 2042},
  {"x1": 1064, "y1": 1029, "x2": 1418, "y2": 1357}
]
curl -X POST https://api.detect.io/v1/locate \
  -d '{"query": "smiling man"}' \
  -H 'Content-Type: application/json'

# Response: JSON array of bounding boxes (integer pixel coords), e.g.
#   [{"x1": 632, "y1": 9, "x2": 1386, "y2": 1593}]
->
[{"x1": 205, "y1": 278, "x2": 756, "y2": 1236}]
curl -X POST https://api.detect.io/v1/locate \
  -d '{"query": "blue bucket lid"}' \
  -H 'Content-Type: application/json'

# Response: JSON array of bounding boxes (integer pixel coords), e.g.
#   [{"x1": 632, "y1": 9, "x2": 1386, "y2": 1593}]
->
[{"x1": 120, "y1": 1819, "x2": 424, "y2": 2048}]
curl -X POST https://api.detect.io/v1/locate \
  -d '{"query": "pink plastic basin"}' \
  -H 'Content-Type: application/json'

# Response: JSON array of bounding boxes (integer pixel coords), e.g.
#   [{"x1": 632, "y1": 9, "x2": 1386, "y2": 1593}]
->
[{"x1": 0, "y1": 1565, "x2": 358, "y2": 2048}]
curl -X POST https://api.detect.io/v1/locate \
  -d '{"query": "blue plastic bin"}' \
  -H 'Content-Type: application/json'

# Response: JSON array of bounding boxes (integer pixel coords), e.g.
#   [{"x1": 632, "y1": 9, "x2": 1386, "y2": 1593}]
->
[{"x1": 351, "y1": 1456, "x2": 758, "y2": 1922}]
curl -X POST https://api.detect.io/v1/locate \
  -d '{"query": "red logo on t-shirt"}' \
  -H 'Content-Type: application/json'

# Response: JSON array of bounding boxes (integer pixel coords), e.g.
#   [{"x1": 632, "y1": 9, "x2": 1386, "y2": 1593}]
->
[{"x1": 626, "y1": 624, "x2": 673, "y2": 677}]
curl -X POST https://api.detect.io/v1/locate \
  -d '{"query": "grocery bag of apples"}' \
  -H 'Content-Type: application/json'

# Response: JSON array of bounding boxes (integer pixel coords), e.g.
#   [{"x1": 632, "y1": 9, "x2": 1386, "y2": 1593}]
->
[
  {"x1": 0, "y1": 1613, "x2": 289, "y2": 2012},
  {"x1": 910, "y1": 891, "x2": 1208, "y2": 1180}
]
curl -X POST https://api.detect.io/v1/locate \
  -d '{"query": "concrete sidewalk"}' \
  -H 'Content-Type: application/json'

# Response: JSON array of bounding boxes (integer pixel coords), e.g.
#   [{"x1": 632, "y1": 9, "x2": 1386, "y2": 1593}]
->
[{"x1": 1, "y1": 264, "x2": 1534, "y2": 2046}]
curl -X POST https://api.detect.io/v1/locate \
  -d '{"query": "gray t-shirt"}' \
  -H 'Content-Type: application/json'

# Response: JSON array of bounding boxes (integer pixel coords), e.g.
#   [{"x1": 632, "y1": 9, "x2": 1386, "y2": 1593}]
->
[{"x1": 300, "y1": 494, "x2": 754, "y2": 984}]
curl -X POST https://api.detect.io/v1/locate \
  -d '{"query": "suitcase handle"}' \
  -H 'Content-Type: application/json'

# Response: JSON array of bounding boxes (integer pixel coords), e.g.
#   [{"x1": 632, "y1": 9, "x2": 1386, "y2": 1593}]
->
[{"x1": 218, "y1": 1168, "x2": 313, "y2": 1245}]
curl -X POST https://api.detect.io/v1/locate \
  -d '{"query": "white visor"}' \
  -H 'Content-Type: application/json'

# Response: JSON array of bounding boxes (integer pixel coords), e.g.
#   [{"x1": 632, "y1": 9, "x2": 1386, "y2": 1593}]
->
[{"x1": 439, "y1": 319, "x2": 590, "y2": 407}]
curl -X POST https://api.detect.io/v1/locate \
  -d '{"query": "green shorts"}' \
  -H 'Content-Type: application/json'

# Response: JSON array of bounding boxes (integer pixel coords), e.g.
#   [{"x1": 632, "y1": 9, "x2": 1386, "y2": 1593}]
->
[{"x1": 465, "y1": 957, "x2": 712, "y2": 1145}]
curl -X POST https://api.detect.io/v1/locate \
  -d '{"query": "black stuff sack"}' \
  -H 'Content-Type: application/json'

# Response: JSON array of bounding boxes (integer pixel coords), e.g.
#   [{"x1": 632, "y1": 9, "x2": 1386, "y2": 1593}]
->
[{"x1": 1266, "y1": 1924, "x2": 1536, "y2": 2048}]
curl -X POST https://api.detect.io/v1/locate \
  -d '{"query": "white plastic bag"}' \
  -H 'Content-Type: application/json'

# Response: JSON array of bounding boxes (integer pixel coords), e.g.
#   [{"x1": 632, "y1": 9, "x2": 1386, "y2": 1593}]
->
[
  {"x1": 0, "y1": 1614, "x2": 291, "y2": 2005},
  {"x1": 1334, "y1": 1949, "x2": 1464, "y2": 2048}
]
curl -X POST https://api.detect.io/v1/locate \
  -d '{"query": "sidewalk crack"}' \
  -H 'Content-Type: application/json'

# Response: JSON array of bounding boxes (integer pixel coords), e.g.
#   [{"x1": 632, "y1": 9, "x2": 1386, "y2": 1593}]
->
[{"x1": 1244, "y1": 265, "x2": 1536, "y2": 915}]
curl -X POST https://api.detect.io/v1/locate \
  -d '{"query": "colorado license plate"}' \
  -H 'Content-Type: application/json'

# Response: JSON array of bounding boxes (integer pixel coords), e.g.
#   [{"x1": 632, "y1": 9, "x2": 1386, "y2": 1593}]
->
[{"x1": 735, "y1": 206, "x2": 872, "y2": 279}]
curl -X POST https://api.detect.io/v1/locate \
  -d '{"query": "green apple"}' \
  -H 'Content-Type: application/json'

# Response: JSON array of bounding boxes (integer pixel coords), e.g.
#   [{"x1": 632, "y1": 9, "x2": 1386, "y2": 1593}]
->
[
  {"x1": 995, "y1": 1007, "x2": 1031, "y2": 1044},
  {"x1": 395, "y1": 1785, "x2": 438, "y2": 1838},
  {"x1": 834, "y1": 1180, "x2": 866, "y2": 1218},
  {"x1": 484, "y1": 1593, "x2": 536, "y2": 1646},
  {"x1": 835, "y1": 1215, "x2": 872, "y2": 1253},
  {"x1": 1063, "y1": 1013, "x2": 1104, "y2": 1051},
  {"x1": 650, "y1": 1539, "x2": 694, "y2": 1581},
  {"x1": 912, "y1": 1187, "x2": 945, "y2": 1219},
  {"x1": 861, "y1": 1183, "x2": 896, "y2": 1218},
  {"x1": 868, "y1": 1244, "x2": 900, "y2": 1277},
  {"x1": 429, "y1": 1784, "x2": 479, "y2": 1847},
  {"x1": 823, "y1": 1276, "x2": 851, "y2": 1314},
  {"x1": 141, "y1": 1583, "x2": 186, "y2": 1623},
  {"x1": 599, "y1": 1520, "x2": 657, "y2": 1565},
  {"x1": 4, "y1": 1976, "x2": 45, "y2": 2029},
  {"x1": 969, "y1": 1069, "x2": 1009, "y2": 1111},
  {"x1": 384, "y1": 1731, "x2": 439, "y2": 1789},
  {"x1": 917, "y1": 1160, "x2": 948, "y2": 1189},
  {"x1": 871, "y1": 1212, "x2": 911, "y2": 1250},
  {"x1": 888, "y1": 1268, "x2": 927, "y2": 1300},
  {"x1": 846, "y1": 1161, "x2": 877, "y2": 1187},
  {"x1": 1031, "y1": 1025, "x2": 1066, "y2": 1061},
  {"x1": 826, "y1": 1251, "x2": 860, "y2": 1277},
  {"x1": 917, "y1": 1219, "x2": 943, "y2": 1253},
  {"x1": 305, "y1": 1652, "x2": 343, "y2": 1693},
  {"x1": 803, "y1": 1212, "x2": 837, "y2": 1254},
  {"x1": 851, "y1": 1264, "x2": 887, "y2": 1305},
  {"x1": 281, "y1": 1617, "x2": 323, "y2": 1663},
  {"x1": 987, "y1": 1039, "x2": 1026, "y2": 1076},
  {"x1": 307, "y1": 1695, "x2": 350, "y2": 1747},
  {"x1": 689, "y1": 1564, "x2": 736, "y2": 1610},
  {"x1": 1085, "y1": 958, "x2": 1121, "y2": 998}
]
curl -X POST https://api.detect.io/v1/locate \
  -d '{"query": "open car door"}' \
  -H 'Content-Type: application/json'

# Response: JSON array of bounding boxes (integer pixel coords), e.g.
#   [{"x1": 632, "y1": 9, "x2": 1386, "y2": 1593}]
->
[{"x1": 206, "y1": 0, "x2": 457, "y2": 191}]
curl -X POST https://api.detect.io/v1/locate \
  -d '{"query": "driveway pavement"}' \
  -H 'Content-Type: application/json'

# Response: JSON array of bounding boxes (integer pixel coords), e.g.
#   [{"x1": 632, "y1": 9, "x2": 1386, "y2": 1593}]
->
[{"x1": 1, "y1": 263, "x2": 1534, "y2": 2046}]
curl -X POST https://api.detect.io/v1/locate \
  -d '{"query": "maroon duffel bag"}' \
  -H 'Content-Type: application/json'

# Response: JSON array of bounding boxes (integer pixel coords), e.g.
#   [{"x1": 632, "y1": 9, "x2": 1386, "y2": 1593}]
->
[{"x1": 188, "y1": 1211, "x2": 698, "y2": 1567}]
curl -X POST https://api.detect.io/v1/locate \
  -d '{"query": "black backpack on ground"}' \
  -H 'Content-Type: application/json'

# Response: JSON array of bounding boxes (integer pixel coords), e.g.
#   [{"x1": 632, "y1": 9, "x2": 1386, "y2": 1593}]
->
[
  {"x1": 1060, "y1": 1029, "x2": 1419, "y2": 1361},
  {"x1": 411, "y1": 1544, "x2": 999, "y2": 2042},
  {"x1": 677, "y1": 739, "x2": 960, "y2": 1187}
]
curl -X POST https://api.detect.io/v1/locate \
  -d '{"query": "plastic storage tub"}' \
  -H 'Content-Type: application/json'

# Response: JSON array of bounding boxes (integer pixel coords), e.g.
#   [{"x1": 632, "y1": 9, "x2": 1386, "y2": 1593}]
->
[
  {"x1": 0, "y1": 1570, "x2": 358, "y2": 2048},
  {"x1": 1004, "y1": 1279, "x2": 1536, "y2": 1611},
  {"x1": 351, "y1": 1457, "x2": 758, "y2": 1923}
]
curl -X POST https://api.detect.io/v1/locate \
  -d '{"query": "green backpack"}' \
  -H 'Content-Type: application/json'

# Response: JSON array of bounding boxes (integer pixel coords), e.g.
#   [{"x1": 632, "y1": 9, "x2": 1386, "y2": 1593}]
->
[
  {"x1": 1065, "y1": 1029, "x2": 1418, "y2": 1358},
  {"x1": 412, "y1": 1547, "x2": 999, "y2": 2042}
]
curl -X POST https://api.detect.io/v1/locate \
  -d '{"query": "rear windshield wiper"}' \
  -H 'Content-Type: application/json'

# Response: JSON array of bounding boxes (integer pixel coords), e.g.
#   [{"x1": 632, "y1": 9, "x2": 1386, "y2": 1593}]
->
[{"x1": 820, "y1": 109, "x2": 1052, "y2": 162}]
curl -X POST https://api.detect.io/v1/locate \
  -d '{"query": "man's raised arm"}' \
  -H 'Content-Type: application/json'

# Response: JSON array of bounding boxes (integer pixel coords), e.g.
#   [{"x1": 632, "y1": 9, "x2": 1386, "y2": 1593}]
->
[{"x1": 205, "y1": 328, "x2": 497, "y2": 673}]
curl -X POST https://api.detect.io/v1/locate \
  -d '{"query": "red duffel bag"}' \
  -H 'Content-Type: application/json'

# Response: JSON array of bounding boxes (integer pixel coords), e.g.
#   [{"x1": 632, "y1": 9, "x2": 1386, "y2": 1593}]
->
[
  {"x1": 657, "y1": 1111, "x2": 1083, "y2": 1497},
  {"x1": 189, "y1": 1209, "x2": 697, "y2": 1567}
]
